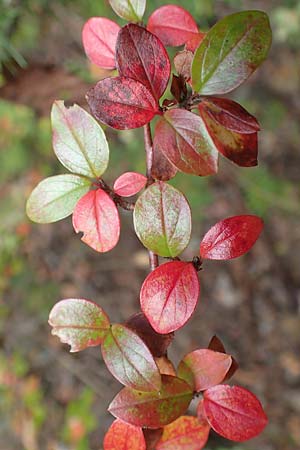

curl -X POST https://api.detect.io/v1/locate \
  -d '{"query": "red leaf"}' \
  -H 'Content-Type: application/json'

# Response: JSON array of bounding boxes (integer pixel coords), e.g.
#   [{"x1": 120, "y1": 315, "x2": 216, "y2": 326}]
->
[
  {"x1": 185, "y1": 33, "x2": 206, "y2": 53},
  {"x1": 151, "y1": 145, "x2": 177, "y2": 181},
  {"x1": 72, "y1": 189, "x2": 120, "y2": 253},
  {"x1": 200, "y1": 215, "x2": 263, "y2": 260},
  {"x1": 82, "y1": 17, "x2": 120, "y2": 69},
  {"x1": 103, "y1": 419, "x2": 146, "y2": 450},
  {"x1": 86, "y1": 77, "x2": 159, "y2": 130},
  {"x1": 177, "y1": 349, "x2": 232, "y2": 392},
  {"x1": 208, "y1": 336, "x2": 239, "y2": 381},
  {"x1": 116, "y1": 24, "x2": 170, "y2": 100},
  {"x1": 153, "y1": 109, "x2": 219, "y2": 176},
  {"x1": 113, "y1": 172, "x2": 147, "y2": 197},
  {"x1": 156, "y1": 415, "x2": 210, "y2": 450},
  {"x1": 108, "y1": 375, "x2": 193, "y2": 428},
  {"x1": 101, "y1": 324, "x2": 161, "y2": 392},
  {"x1": 203, "y1": 385, "x2": 268, "y2": 442},
  {"x1": 140, "y1": 261, "x2": 200, "y2": 334},
  {"x1": 147, "y1": 5, "x2": 199, "y2": 47}
]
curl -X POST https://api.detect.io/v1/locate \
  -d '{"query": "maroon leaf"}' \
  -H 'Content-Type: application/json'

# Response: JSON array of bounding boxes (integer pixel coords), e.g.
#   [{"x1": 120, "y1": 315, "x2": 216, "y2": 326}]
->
[
  {"x1": 108, "y1": 375, "x2": 193, "y2": 428},
  {"x1": 153, "y1": 109, "x2": 219, "y2": 176},
  {"x1": 49, "y1": 298, "x2": 110, "y2": 352},
  {"x1": 116, "y1": 24, "x2": 170, "y2": 100},
  {"x1": 140, "y1": 261, "x2": 200, "y2": 334},
  {"x1": 156, "y1": 415, "x2": 210, "y2": 450},
  {"x1": 125, "y1": 312, "x2": 174, "y2": 358},
  {"x1": 101, "y1": 324, "x2": 161, "y2": 392},
  {"x1": 151, "y1": 145, "x2": 177, "y2": 181},
  {"x1": 103, "y1": 419, "x2": 146, "y2": 450},
  {"x1": 143, "y1": 429, "x2": 163, "y2": 450},
  {"x1": 203, "y1": 385, "x2": 268, "y2": 442},
  {"x1": 177, "y1": 349, "x2": 232, "y2": 391},
  {"x1": 82, "y1": 17, "x2": 120, "y2": 69},
  {"x1": 113, "y1": 172, "x2": 147, "y2": 197},
  {"x1": 208, "y1": 336, "x2": 239, "y2": 381},
  {"x1": 86, "y1": 77, "x2": 160, "y2": 130},
  {"x1": 200, "y1": 215, "x2": 264, "y2": 260},
  {"x1": 72, "y1": 188, "x2": 120, "y2": 253},
  {"x1": 147, "y1": 5, "x2": 199, "y2": 47}
]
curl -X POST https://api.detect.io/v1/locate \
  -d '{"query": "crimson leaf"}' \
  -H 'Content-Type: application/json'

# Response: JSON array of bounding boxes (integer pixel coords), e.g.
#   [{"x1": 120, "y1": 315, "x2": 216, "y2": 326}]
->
[
  {"x1": 203, "y1": 385, "x2": 268, "y2": 441},
  {"x1": 116, "y1": 24, "x2": 170, "y2": 101},
  {"x1": 200, "y1": 215, "x2": 264, "y2": 260},
  {"x1": 49, "y1": 298, "x2": 110, "y2": 352},
  {"x1": 140, "y1": 261, "x2": 200, "y2": 334},
  {"x1": 113, "y1": 172, "x2": 147, "y2": 197},
  {"x1": 103, "y1": 419, "x2": 146, "y2": 450}
]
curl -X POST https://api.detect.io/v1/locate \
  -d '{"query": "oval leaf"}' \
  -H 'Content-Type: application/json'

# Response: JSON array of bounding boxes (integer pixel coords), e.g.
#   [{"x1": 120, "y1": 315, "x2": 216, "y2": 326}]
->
[
  {"x1": 26, "y1": 174, "x2": 90, "y2": 224},
  {"x1": 147, "y1": 5, "x2": 199, "y2": 47},
  {"x1": 154, "y1": 109, "x2": 219, "y2": 176},
  {"x1": 109, "y1": 0, "x2": 146, "y2": 22},
  {"x1": 51, "y1": 101, "x2": 109, "y2": 178},
  {"x1": 103, "y1": 419, "x2": 146, "y2": 450},
  {"x1": 174, "y1": 50, "x2": 193, "y2": 81},
  {"x1": 108, "y1": 375, "x2": 193, "y2": 428},
  {"x1": 72, "y1": 188, "x2": 120, "y2": 253},
  {"x1": 86, "y1": 76, "x2": 159, "y2": 130},
  {"x1": 134, "y1": 182, "x2": 192, "y2": 257},
  {"x1": 203, "y1": 385, "x2": 268, "y2": 441},
  {"x1": 113, "y1": 172, "x2": 147, "y2": 197},
  {"x1": 49, "y1": 298, "x2": 110, "y2": 352},
  {"x1": 208, "y1": 335, "x2": 239, "y2": 382},
  {"x1": 200, "y1": 215, "x2": 263, "y2": 260},
  {"x1": 101, "y1": 324, "x2": 161, "y2": 392},
  {"x1": 156, "y1": 415, "x2": 210, "y2": 450},
  {"x1": 116, "y1": 24, "x2": 171, "y2": 100},
  {"x1": 192, "y1": 10, "x2": 272, "y2": 94},
  {"x1": 140, "y1": 261, "x2": 200, "y2": 334},
  {"x1": 82, "y1": 17, "x2": 120, "y2": 69},
  {"x1": 177, "y1": 349, "x2": 232, "y2": 391},
  {"x1": 151, "y1": 145, "x2": 177, "y2": 181}
]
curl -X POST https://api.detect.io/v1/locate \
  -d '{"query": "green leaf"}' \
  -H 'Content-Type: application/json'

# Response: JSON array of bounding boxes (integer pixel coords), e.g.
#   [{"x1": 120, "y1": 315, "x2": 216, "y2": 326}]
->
[
  {"x1": 26, "y1": 174, "x2": 90, "y2": 223},
  {"x1": 192, "y1": 10, "x2": 272, "y2": 94},
  {"x1": 109, "y1": 0, "x2": 146, "y2": 22},
  {"x1": 51, "y1": 101, "x2": 109, "y2": 178},
  {"x1": 133, "y1": 182, "x2": 192, "y2": 257}
]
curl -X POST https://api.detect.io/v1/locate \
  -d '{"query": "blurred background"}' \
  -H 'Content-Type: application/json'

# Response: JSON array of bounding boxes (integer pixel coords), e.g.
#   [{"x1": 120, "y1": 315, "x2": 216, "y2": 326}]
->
[{"x1": 0, "y1": 0, "x2": 299, "y2": 449}]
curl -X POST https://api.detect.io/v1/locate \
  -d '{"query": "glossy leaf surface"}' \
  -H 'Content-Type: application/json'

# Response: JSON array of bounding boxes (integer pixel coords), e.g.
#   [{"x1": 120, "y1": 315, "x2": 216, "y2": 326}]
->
[
  {"x1": 192, "y1": 11, "x2": 272, "y2": 94},
  {"x1": 103, "y1": 419, "x2": 146, "y2": 450},
  {"x1": 134, "y1": 182, "x2": 191, "y2": 257},
  {"x1": 151, "y1": 145, "x2": 177, "y2": 181},
  {"x1": 147, "y1": 5, "x2": 198, "y2": 47},
  {"x1": 200, "y1": 215, "x2": 263, "y2": 260},
  {"x1": 82, "y1": 17, "x2": 120, "y2": 69},
  {"x1": 86, "y1": 77, "x2": 159, "y2": 130},
  {"x1": 156, "y1": 415, "x2": 210, "y2": 450},
  {"x1": 154, "y1": 109, "x2": 219, "y2": 176},
  {"x1": 109, "y1": 0, "x2": 146, "y2": 22},
  {"x1": 203, "y1": 385, "x2": 268, "y2": 441},
  {"x1": 101, "y1": 324, "x2": 161, "y2": 392},
  {"x1": 116, "y1": 24, "x2": 170, "y2": 100},
  {"x1": 49, "y1": 299, "x2": 110, "y2": 352},
  {"x1": 108, "y1": 375, "x2": 193, "y2": 428},
  {"x1": 113, "y1": 172, "x2": 147, "y2": 197},
  {"x1": 140, "y1": 261, "x2": 200, "y2": 334},
  {"x1": 177, "y1": 349, "x2": 232, "y2": 391},
  {"x1": 51, "y1": 101, "x2": 109, "y2": 178},
  {"x1": 72, "y1": 189, "x2": 120, "y2": 253},
  {"x1": 26, "y1": 174, "x2": 90, "y2": 224}
]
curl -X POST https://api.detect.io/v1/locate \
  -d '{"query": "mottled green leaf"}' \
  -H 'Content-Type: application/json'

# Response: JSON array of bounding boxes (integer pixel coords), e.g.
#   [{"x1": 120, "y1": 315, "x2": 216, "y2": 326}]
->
[
  {"x1": 109, "y1": 0, "x2": 146, "y2": 22},
  {"x1": 51, "y1": 101, "x2": 109, "y2": 178},
  {"x1": 133, "y1": 182, "x2": 191, "y2": 257},
  {"x1": 192, "y1": 11, "x2": 272, "y2": 94},
  {"x1": 26, "y1": 174, "x2": 90, "y2": 224}
]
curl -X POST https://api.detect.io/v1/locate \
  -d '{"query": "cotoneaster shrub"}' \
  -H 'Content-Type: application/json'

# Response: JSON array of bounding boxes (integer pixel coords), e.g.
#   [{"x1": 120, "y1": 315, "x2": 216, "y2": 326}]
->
[{"x1": 26, "y1": 2, "x2": 272, "y2": 449}]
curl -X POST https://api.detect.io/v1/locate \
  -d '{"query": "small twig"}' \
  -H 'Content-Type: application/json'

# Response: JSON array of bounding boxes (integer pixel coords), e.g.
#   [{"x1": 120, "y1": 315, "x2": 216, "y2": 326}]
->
[{"x1": 96, "y1": 178, "x2": 135, "y2": 212}]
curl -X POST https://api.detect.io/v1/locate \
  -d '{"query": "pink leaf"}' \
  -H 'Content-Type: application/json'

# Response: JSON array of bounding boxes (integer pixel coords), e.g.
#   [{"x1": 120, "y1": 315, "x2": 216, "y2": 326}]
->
[
  {"x1": 148, "y1": 5, "x2": 199, "y2": 47},
  {"x1": 86, "y1": 77, "x2": 160, "y2": 130},
  {"x1": 113, "y1": 172, "x2": 147, "y2": 197},
  {"x1": 103, "y1": 419, "x2": 146, "y2": 450},
  {"x1": 200, "y1": 215, "x2": 263, "y2": 260},
  {"x1": 116, "y1": 24, "x2": 171, "y2": 100},
  {"x1": 72, "y1": 189, "x2": 120, "y2": 253},
  {"x1": 140, "y1": 261, "x2": 200, "y2": 334},
  {"x1": 203, "y1": 385, "x2": 268, "y2": 442},
  {"x1": 82, "y1": 17, "x2": 120, "y2": 69}
]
